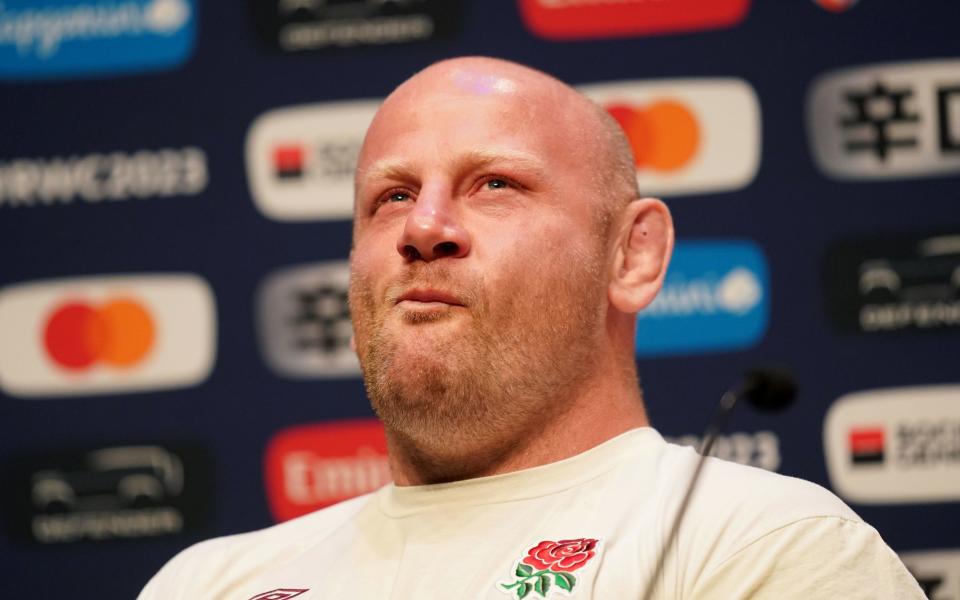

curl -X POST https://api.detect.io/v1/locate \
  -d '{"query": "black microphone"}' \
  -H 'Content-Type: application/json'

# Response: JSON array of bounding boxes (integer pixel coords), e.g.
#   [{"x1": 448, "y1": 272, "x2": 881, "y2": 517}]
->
[{"x1": 640, "y1": 367, "x2": 797, "y2": 600}]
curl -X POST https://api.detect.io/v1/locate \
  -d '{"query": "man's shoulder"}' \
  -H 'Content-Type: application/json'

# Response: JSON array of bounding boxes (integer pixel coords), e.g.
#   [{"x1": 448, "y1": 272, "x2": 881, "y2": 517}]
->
[
  {"x1": 202, "y1": 491, "x2": 373, "y2": 552},
  {"x1": 138, "y1": 493, "x2": 375, "y2": 599},
  {"x1": 704, "y1": 455, "x2": 855, "y2": 520},
  {"x1": 647, "y1": 437, "x2": 863, "y2": 569},
  {"x1": 645, "y1": 440, "x2": 922, "y2": 597},
  {"x1": 655, "y1": 437, "x2": 858, "y2": 523}
]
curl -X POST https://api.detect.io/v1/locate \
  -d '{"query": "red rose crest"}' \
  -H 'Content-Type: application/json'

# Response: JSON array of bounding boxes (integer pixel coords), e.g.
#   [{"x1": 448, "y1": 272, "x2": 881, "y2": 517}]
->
[{"x1": 500, "y1": 538, "x2": 599, "y2": 598}]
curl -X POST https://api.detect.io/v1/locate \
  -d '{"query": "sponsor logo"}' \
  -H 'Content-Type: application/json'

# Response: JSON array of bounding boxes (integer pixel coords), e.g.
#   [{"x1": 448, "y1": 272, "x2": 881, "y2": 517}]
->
[
  {"x1": 0, "y1": 0, "x2": 196, "y2": 80},
  {"x1": 43, "y1": 298, "x2": 155, "y2": 370},
  {"x1": 0, "y1": 146, "x2": 207, "y2": 209},
  {"x1": 813, "y1": 0, "x2": 859, "y2": 12},
  {"x1": 246, "y1": 100, "x2": 379, "y2": 221},
  {"x1": 1, "y1": 444, "x2": 213, "y2": 544},
  {"x1": 580, "y1": 79, "x2": 760, "y2": 197},
  {"x1": 252, "y1": 0, "x2": 461, "y2": 53},
  {"x1": 901, "y1": 549, "x2": 960, "y2": 600},
  {"x1": 849, "y1": 427, "x2": 884, "y2": 464},
  {"x1": 0, "y1": 274, "x2": 216, "y2": 397},
  {"x1": 517, "y1": 0, "x2": 749, "y2": 41},
  {"x1": 256, "y1": 261, "x2": 358, "y2": 378},
  {"x1": 264, "y1": 420, "x2": 390, "y2": 522},
  {"x1": 665, "y1": 430, "x2": 780, "y2": 471},
  {"x1": 823, "y1": 232, "x2": 960, "y2": 334},
  {"x1": 636, "y1": 240, "x2": 769, "y2": 356},
  {"x1": 824, "y1": 385, "x2": 960, "y2": 504},
  {"x1": 807, "y1": 58, "x2": 960, "y2": 180},
  {"x1": 248, "y1": 591, "x2": 309, "y2": 600}
]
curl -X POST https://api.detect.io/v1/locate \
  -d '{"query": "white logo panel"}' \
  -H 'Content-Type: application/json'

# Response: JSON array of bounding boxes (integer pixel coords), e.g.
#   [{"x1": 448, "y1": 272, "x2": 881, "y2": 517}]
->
[
  {"x1": 579, "y1": 78, "x2": 761, "y2": 196},
  {"x1": 245, "y1": 100, "x2": 381, "y2": 221},
  {"x1": 900, "y1": 549, "x2": 960, "y2": 600},
  {"x1": 807, "y1": 58, "x2": 960, "y2": 180},
  {"x1": 823, "y1": 384, "x2": 960, "y2": 504},
  {"x1": 0, "y1": 274, "x2": 216, "y2": 397},
  {"x1": 256, "y1": 261, "x2": 359, "y2": 378}
]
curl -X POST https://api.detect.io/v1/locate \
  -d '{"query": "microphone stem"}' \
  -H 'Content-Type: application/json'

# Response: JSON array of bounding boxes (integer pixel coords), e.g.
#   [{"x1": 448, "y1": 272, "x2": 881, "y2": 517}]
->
[{"x1": 640, "y1": 389, "x2": 741, "y2": 600}]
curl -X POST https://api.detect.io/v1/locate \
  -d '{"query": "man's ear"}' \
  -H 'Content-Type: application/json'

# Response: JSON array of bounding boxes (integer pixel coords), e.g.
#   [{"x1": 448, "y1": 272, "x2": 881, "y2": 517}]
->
[{"x1": 608, "y1": 197, "x2": 674, "y2": 313}]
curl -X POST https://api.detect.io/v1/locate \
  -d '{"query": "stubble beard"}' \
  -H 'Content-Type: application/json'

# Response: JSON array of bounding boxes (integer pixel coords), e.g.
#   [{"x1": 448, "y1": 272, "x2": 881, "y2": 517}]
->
[{"x1": 349, "y1": 245, "x2": 607, "y2": 481}]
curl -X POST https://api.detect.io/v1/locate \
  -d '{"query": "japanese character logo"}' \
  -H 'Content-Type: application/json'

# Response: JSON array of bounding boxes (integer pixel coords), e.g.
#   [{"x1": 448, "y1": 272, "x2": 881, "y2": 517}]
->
[
  {"x1": 500, "y1": 538, "x2": 600, "y2": 598},
  {"x1": 840, "y1": 81, "x2": 919, "y2": 161}
]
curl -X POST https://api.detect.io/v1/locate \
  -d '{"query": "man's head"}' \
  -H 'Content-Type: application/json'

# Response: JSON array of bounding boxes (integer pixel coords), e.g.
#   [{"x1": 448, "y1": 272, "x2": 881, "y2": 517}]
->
[{"x1": 348, "y1": 57, "x2": 673, "y2": 481}]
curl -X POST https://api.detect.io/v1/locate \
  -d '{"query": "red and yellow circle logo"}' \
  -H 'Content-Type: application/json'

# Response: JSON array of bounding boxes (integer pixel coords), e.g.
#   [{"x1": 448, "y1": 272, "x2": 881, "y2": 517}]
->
[
  {"x1": 43, "y1": 298, "x2": 156, "y2": 370},
  {"x1": 605, "y1": 99, "x2": 701, "y2": 173}
]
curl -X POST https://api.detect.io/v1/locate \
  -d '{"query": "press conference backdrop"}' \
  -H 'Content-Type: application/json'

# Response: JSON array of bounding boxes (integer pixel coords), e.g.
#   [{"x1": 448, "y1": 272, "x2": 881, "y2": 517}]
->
[{"x1": 1, "y1": 0, "x2": 958, "y2": 597}]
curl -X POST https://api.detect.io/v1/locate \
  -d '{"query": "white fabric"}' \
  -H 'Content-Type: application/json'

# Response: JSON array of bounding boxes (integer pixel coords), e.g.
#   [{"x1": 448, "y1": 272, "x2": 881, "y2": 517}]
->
[{"x1": 139, "y1": 428, "x2": 923, "y2": 599}]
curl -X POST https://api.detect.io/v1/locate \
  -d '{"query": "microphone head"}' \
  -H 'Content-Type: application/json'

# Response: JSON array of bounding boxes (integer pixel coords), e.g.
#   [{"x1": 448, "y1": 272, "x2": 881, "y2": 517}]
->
[{"x1": 741, "y1": 367, "x2": 797, "y2": 412}]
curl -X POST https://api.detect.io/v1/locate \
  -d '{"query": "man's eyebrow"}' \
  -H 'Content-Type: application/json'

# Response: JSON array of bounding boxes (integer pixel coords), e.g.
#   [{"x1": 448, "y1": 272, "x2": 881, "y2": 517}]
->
[
  {"x1": 358, "y1": 149, "x2": 547, "y2": 189},
  {"x1": 357, "y1": 159, "x2": 417, "y2": 188},
  {"x1": 453, "y1": 148, "x2": 547, "y2": 177}
]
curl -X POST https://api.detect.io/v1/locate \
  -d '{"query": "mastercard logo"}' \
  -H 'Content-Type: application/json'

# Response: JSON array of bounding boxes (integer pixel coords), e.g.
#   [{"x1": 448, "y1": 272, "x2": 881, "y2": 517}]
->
[
  {"x1": 0, "y1": 274, "x2": 216, "y2": 397},
  {"x1": 606, "y1": 100, "x2": 701, "y2": 173},
  {"x1": 582, "y1": 78, "x2": 760, "y2": 196},
  {"x1": 43, "y1": 298, "x2": 155, "y2": 371}
]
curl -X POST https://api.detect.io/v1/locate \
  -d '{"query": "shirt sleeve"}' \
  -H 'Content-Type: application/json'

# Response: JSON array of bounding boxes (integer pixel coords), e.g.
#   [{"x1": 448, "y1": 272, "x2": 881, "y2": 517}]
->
[
  {"x1": 136, "y1": 537, "x2": 236, "y2": 600},
  {"x1": 137, "y1": 547, "x2": 190, "y2": 600},
  {"x1": 690, "y1": 516, "x2": 925, "y2": 600}
]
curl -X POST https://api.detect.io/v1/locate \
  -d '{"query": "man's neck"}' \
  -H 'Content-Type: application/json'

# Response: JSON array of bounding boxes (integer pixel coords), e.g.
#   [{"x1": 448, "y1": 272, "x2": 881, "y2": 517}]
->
[{"x1": 386, "y1": 367, "x2": 648, "y2": 486}]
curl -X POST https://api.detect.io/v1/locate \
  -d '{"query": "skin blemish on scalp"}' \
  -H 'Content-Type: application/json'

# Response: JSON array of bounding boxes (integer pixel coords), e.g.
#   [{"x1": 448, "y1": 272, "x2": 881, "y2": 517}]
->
[{"x1": 450, "y1": 68, "x2": 518, "y2": 96}]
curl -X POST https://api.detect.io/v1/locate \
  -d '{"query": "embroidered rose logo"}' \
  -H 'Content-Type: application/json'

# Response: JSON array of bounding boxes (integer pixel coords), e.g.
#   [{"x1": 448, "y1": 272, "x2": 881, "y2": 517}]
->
[{"x1": 500, "y1": 538, "x2": 599, "y2": 598}]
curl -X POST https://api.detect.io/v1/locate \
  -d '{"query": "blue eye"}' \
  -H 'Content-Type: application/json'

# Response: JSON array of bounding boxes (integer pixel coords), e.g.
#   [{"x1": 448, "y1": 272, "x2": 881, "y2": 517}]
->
[
  {"x1": 388, "y1": 191, "x2": 410, "y2": 202},
  {"x1": 486, "y1": 178, "x2": 508, "y2": 190}
]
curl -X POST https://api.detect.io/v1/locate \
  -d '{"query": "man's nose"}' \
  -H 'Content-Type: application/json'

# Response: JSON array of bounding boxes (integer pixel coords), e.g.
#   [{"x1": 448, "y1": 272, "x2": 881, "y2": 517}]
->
[{"x1": 396, "y1": 187, "x2": 471, "y2": 262}]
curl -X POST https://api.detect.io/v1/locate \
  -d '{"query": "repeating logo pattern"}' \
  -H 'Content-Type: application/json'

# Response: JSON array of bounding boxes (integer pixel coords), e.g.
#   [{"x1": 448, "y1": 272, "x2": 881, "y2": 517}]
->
[
  {"x1": 1, "y1": 443, "x2": 213, "y2": 544},
  {"x1": 0, "y1": 0, "x2": 196, "y2": 80},
  {"x1": 807, "y1": 58, "x2": 960, "y2": 180},
  {"x1": 517, "y1": 0, "x2": 749, "y2": 40},
  {"x1": 256, "y1": 261, "x2": 358, "y2": 378},
  {"x1": 251, "y1": 0, "x2": 461, "y2": 52},
  {"x1": 580, "y1": 79, "x2": 761, "y2": 196},
  {"x1": 246, "y1": 100, "x2": 379, "y2": 221},
  {"x1": 823, "y1": 231, "x2": 960, "y2": 334},
  {"x1": 813, "y1": 0, "x2": 860, "y2": 12},
  {"x1": 900, "y1": 549, "x2": 960, "y2": 600},
  {"x1": 824, "y1": 385, "x2": 960, "y2": 504},
  {"x1": 264, "y1": 420, "x2": 390, "y2": 522},
  {"x1": 635, "y1": 240, "x2": 769, "y2": 356},
  {"x1": 0, "y1": 274, "x2": 216, "y2": 397},
  {"x1": 0, "y1": 146, "x2": 208, "y2": 209}
]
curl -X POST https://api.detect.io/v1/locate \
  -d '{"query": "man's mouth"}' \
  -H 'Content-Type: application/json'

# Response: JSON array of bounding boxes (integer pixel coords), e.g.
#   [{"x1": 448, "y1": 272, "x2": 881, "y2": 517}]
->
[{"x1": 395, "y1": 288, "x2": 464, "y2": 306}]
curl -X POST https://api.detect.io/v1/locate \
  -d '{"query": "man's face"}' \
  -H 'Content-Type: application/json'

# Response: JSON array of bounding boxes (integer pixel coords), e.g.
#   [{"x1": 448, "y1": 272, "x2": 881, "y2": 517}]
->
[{"x1": 349, "y1": 67, "x2": 611, "y2": 457}]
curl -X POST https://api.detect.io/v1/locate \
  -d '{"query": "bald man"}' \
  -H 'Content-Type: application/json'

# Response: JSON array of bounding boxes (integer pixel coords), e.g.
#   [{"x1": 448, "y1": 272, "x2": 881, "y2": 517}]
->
[{"x1": 140, "y1": 58, "x2": 923, "y2": 599}]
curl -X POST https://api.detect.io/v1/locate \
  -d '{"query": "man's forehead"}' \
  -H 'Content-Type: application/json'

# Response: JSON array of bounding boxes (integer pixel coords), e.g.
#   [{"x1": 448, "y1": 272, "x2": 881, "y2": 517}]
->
[
  {"x1": 354, "y1": 58, "x2": 603, "y2": 188},
  {"x1": 448, "y1": 65, "x2": 520, "y2": 96},
  {"x1": 380, "y1": 59, "x2": 573, "y2": 123},
  {"x1": 396, "y1": 59, "x2": 540, "y2": 98},
  {"x1": 358, "y1": 77, "x2": 554, "y2": 168}
]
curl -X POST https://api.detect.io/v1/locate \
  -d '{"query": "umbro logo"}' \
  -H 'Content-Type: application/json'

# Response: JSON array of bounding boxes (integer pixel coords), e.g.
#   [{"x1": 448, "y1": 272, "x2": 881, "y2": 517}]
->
[{"x1": 247, "y1": 589, "x2": 309, "y2": 600}]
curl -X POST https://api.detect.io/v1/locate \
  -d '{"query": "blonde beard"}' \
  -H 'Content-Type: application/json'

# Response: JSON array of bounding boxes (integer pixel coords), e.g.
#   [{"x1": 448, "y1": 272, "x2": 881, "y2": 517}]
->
[{"x1": 349, "y1": 241, "x2": 607, "y2": 480}]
